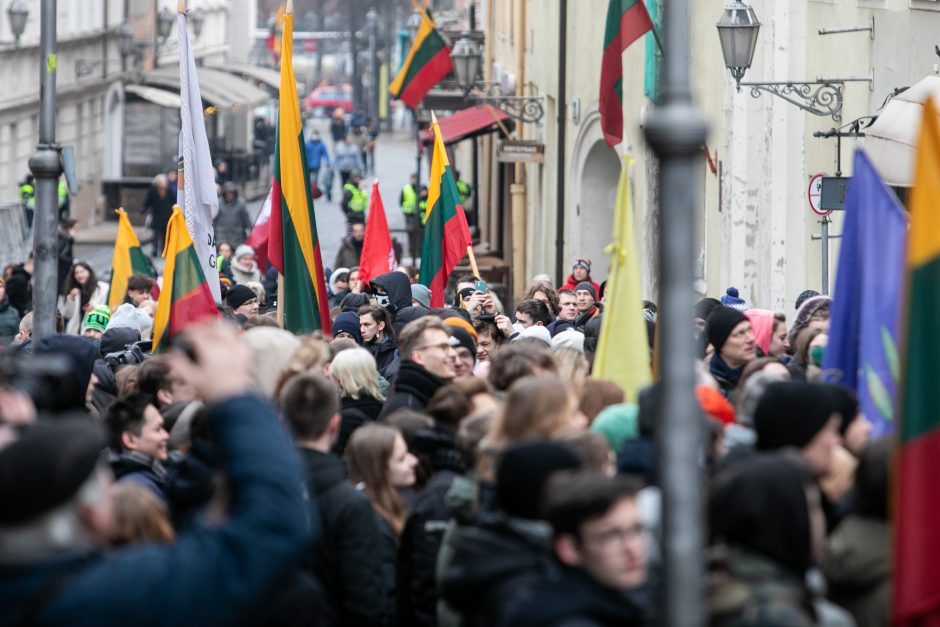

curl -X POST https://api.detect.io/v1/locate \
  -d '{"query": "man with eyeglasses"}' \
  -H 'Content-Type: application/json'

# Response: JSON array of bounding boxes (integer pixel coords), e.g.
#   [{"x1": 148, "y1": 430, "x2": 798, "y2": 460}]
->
[
  {"x1": 377, "y1": 317, "x2": 458, "y2": 421},
  {"x1": 504, "y1": 471, "x2": 650, "y2": 625}
]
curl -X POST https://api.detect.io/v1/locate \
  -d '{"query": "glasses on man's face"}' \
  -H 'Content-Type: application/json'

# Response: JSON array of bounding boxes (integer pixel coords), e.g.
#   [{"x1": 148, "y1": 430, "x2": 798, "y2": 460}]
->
[
  {"x1": 416, "y1": 338, "x2": 458, "y2": 353},
  {"x1": 583, "y1": 523, "x2": 645, "y2": 549}
]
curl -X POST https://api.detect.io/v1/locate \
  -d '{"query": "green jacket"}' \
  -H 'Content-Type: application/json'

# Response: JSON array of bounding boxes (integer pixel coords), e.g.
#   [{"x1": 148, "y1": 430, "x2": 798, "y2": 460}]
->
[{"x1": 707, "y1": 546, "x2": 815, "y2": 627}]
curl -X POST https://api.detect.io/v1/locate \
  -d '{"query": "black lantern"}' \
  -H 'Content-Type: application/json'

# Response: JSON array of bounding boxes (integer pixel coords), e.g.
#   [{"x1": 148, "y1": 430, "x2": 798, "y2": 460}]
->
[{"x1": 716, "y1": 0, "x2": 760, "y2": 90}]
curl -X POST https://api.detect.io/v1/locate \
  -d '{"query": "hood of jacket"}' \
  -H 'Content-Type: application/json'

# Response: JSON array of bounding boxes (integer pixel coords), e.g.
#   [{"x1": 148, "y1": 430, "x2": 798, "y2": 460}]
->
[
  {"x1": 370, "y1": 271, "x2": 412, "y2": 315},
  {"x1": 108, "y1": 450, "x2": 167, "y2": 485},
  {"x1": 391, "y1": 360, "x2": 448, "y2": 405},
  {"x1": 441, "y1": 514, "x2": 555, "y2": 614}
]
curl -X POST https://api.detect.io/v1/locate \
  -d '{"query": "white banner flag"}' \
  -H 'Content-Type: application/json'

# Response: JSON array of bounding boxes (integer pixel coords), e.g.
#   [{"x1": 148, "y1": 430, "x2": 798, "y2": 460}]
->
[{"x1": 177, "y1": 11, "x2": 221, "y2": 303}]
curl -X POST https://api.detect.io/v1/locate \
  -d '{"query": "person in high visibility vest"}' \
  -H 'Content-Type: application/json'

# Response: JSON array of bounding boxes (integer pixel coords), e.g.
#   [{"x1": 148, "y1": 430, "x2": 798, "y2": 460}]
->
[
  {"x1": 453, "y1": 169, "x2": 471, "y2": 208},
  {"x1": 342, "y1": 170, "x2": 368, "y2": 224},
  {"x1": 19, "y1": 174, "x2": 35, "y2": 228},
  {"x1": 400, "y1": 173, "x2": 418, "y2": 217},
  {"x1": 57, "y1": 178, "x2": 70, "y2": 219},
  {"x1": 417, "y1": 186, "x2": 429, "y2": 225}
]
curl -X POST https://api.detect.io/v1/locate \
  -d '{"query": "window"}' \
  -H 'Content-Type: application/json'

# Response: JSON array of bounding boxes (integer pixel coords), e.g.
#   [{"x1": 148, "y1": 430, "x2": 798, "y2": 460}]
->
[{"x1": 911, "y1": 0, "x2": 940, "y2": 10}]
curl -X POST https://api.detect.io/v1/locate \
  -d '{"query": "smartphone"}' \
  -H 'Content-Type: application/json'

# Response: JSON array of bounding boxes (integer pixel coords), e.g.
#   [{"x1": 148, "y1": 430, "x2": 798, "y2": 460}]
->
[{"x1": 474, "y1": 279, "x2": 488, "y2": 294}]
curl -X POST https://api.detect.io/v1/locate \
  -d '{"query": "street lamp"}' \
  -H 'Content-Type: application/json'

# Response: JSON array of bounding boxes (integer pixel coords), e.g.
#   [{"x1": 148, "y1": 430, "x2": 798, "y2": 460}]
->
[
  {"x1": 716, "y1": 1, "x2": 760, "y2": 90},
  {"x1": 449, "y1": 33, "x2": 544, "y2": 125},
  {"x1": 117, "y1": 20, "x2": 134, "y2": 58},
  {"x1": 716, "y1": 0, "x2": 857, "y2": 121},
  {"x1": 451, "y1": 35, "x2": 481, "y2": 95},
  {"x1": 6, "y1": 0, "x2": 28, "y2": 45},
  {"x1": 190, "y1": 7, "x2": 205, "y2": 40},
  {"x1": 157, "y1": 6, "x2": 174, "y2": 43}
]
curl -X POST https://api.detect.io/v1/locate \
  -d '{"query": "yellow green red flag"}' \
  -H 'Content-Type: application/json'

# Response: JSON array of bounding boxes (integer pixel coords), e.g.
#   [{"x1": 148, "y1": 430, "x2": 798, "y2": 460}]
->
[
  {"x1": 268, "y1": 11, "x2": 331, "y2": 334},
  {"x1": 152, "y1": 206, "x2": 219, "y2": 352}
]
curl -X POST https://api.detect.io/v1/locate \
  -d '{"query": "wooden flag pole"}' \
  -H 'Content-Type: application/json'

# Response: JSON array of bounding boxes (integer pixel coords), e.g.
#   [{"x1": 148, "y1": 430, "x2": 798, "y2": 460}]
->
[
  {"x1": 285, "y1": 0, "x2": 293, "y2": 14},
  {"x1": 177, "y1": 0, "x2": 185, "y2": 13},
  {"x1": 466, "y1": 246, "x2": 480, "y2": 279}
]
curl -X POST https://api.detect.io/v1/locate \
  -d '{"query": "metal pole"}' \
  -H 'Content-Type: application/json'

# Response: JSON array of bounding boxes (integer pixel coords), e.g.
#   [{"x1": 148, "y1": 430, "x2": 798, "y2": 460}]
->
[
  {"x1": 821, "y1": 215, "x2": 830, "y2": 294},
  {"x1": 368, "y1": 9, "x2": 378, "y2": 125},
  {"x1": 28, "y1": 0, "x2": 62, "y2": 340},
  {"x1": 554, "y1": 0, "x2": 567, "y2": 286},
  {"x1": 642, "y1": 0, "x2": 708, "y2": 623},
  {"x1": 349, "y1": 0, "x2": 361, "y2": 111}
]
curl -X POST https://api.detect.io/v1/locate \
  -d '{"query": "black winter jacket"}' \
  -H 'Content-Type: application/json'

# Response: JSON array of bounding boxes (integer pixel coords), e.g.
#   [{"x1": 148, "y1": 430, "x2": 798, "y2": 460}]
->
[
  {"x1": 5, "y1": 265, "x2": 31, "y2": 316},
  {"x1": 366, "y1": 336, "x2": 400, "y2": 380},
  {"x1": 332, "y1": 395, "x2": 384, "y2": 457},
  {"x1": 504, "y1": 567, "x2": 648, "y2": 627},
  {"x1": 297, "y1": 447, "x2": 390, "y2": 626},
  {"x1": 397, "y1": 429, "x2": 465, "y2": 626},
  {"x1": 441, "y1": 514, "x2": 558, "y2": 627},
  {"x1": 377, "y1": 360, "x2": 448, "y2": 421}
]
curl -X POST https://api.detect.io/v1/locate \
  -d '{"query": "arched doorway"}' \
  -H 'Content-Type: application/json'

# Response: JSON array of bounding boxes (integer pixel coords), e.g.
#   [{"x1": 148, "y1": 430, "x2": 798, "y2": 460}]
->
[{"x1": 574, "y1": 140, "x2": 620, "y2": 281}]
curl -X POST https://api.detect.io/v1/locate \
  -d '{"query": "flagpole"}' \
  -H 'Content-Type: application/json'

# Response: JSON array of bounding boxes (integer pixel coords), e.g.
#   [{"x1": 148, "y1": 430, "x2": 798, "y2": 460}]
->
[
  {"x1": 275, "y1": 0, "x2": 292, "y2": 329},
  {"x1": 177, "y1": 0, "x2": 185, "y2": 13}
]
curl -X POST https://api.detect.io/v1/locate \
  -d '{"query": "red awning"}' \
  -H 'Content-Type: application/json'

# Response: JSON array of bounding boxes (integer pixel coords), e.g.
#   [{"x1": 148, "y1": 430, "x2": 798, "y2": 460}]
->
[{"x1": 421, "y1": 105, "x2": 514, "y2": 145}]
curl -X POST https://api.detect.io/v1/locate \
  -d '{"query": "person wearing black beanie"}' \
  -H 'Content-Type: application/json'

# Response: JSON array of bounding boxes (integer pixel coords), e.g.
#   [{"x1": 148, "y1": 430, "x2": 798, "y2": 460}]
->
[
  {"x1": 707, "y1": 452, "x2": 823, "y2": 625},
  {"x1": 694, "y1": 297, "x2": 722, "y2": 339},
  {"x1": 753, "y1": 381, "x2": 842, "y2": 476},
  {"x1": 225, "y1": 284, "x2": 258, "y2": 317},
  {"x1": 827, "y1": 386, "x2": 871, "y2": 457},
  {"x1": 441, "y1": 441, "x2": 583, "y2": 625},
  {"x1": 496, "y1": 440, "x2": 583, "y2": 520},
  {"x1": 704, "y1": 306, "x2": 755, "y2": 400}
]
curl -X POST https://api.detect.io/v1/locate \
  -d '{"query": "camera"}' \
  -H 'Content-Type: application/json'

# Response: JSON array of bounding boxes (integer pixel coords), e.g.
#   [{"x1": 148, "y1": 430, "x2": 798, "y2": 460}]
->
[{"x1": 103, "y1": 340, "x2": 151, "y2": 370}]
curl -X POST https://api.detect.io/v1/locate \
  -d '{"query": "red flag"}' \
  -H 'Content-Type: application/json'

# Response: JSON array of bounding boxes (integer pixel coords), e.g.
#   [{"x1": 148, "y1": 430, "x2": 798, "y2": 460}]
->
[
  {"x1": 359, "y1": 182, "x2": 398, "y2": 286},
  {"x1": 246, "y1": 189, "x2": 272, "y2": 271}
]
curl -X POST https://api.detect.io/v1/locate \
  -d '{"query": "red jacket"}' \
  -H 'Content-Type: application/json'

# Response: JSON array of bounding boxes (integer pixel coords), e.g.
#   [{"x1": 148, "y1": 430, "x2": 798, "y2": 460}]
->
[{"x1": 560, "y1": 274, "x2": 600, "y2": 294}]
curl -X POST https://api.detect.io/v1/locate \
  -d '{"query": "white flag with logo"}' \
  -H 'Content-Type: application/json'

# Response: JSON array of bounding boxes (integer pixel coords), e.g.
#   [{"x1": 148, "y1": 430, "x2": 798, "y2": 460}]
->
[{"x1": 177, "y1": 10, "x2": 221, "y2": 303}]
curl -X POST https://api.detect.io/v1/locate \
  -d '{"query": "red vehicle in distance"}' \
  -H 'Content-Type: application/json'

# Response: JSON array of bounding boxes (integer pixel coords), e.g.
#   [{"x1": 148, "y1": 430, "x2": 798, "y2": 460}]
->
[{"x1": 303, "y1": 84, "x2": 353, "y2": 115}]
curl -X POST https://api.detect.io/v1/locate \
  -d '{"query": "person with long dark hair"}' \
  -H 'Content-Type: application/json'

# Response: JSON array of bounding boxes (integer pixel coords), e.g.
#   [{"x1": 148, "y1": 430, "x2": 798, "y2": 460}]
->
[{"x1": 60, "y1": 261, "x2": 108, "y2": 335}]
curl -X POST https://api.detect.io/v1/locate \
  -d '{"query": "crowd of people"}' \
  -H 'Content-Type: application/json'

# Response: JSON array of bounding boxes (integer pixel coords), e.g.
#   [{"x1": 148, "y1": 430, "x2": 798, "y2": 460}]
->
[{"x1": 0, "y1": 237, "x2": 890, "y2": 626}]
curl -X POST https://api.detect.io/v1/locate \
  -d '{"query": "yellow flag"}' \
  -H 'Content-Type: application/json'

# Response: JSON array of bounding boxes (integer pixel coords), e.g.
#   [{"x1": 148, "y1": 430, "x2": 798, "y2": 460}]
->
[{"x1": 592, "y1": 157, "x2": 652, "y2": 402}]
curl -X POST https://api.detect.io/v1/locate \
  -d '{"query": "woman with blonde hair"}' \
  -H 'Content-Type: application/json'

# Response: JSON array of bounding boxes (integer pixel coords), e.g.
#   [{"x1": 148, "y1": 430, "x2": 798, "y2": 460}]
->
[
  {"x1": 551, "y1": 346, "x2": 589, "y2": 396},
  {"x1": 346, "y1": 424, "x2": 417, "y2": 623},
  {"x1": 273, "y1": 334, "x2": 333, "y2": 399},
  {"x1": 329, "y1": 347, "x2": 385, "y2": 456}
]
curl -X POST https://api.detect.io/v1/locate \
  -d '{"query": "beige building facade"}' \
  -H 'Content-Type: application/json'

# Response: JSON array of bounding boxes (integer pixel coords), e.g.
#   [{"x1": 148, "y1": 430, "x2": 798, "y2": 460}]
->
[{"x1": 468, "y1": 0, "x2": 940, "y2": 310}]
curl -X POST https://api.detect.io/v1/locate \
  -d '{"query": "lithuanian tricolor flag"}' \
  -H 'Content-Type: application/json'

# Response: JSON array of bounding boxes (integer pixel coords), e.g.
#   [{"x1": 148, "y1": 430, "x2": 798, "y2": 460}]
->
[
  {"x1": 389, "y1": 8, "x2": 453, "y2": 109},
  {"x1": 107, "y1": 208, "x2": 157, "y2": 311},
  {"x1": 152, "y1": 206, "x2": 219, "y2": 352},
  {"x1": 268, "y1": 11, "x2": 331, "y2": 334},
  {"x1": 600, "y1": 0, "x2": 654, "y2": 147},
  {"x1": 894, "y1": 96, "x2": 940, "y2": 626},
  {"x1": 419, "y1": 114, "x2": 471, "y2": 308}
]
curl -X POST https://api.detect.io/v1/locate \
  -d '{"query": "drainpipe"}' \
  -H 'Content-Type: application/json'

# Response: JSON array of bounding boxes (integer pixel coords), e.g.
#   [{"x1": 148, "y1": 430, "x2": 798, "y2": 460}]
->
[{"x1": 554, "y1": 0, "x2": 567, "y2": 285}]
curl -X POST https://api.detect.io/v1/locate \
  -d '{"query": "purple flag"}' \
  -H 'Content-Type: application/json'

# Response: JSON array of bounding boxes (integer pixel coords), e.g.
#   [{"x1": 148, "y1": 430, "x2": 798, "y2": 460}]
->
[{"x1": 823, "y1": 150, "x2": 907, "y2": 437}]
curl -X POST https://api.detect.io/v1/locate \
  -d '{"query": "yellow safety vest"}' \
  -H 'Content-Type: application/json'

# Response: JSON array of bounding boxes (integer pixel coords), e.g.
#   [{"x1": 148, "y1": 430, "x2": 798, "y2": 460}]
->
[
  {"x1": 344, "y1": 183, "x2": 367, "y2": 212},
  {"x1": 455, "y1": 180, "x2": 470, "y2": 205},
  {"x1": 418, "y1": 198, "x2": 428, "y2": 225},
  {"x1": 401, "y1": 184, "x2": 417, "y2": 215}
]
